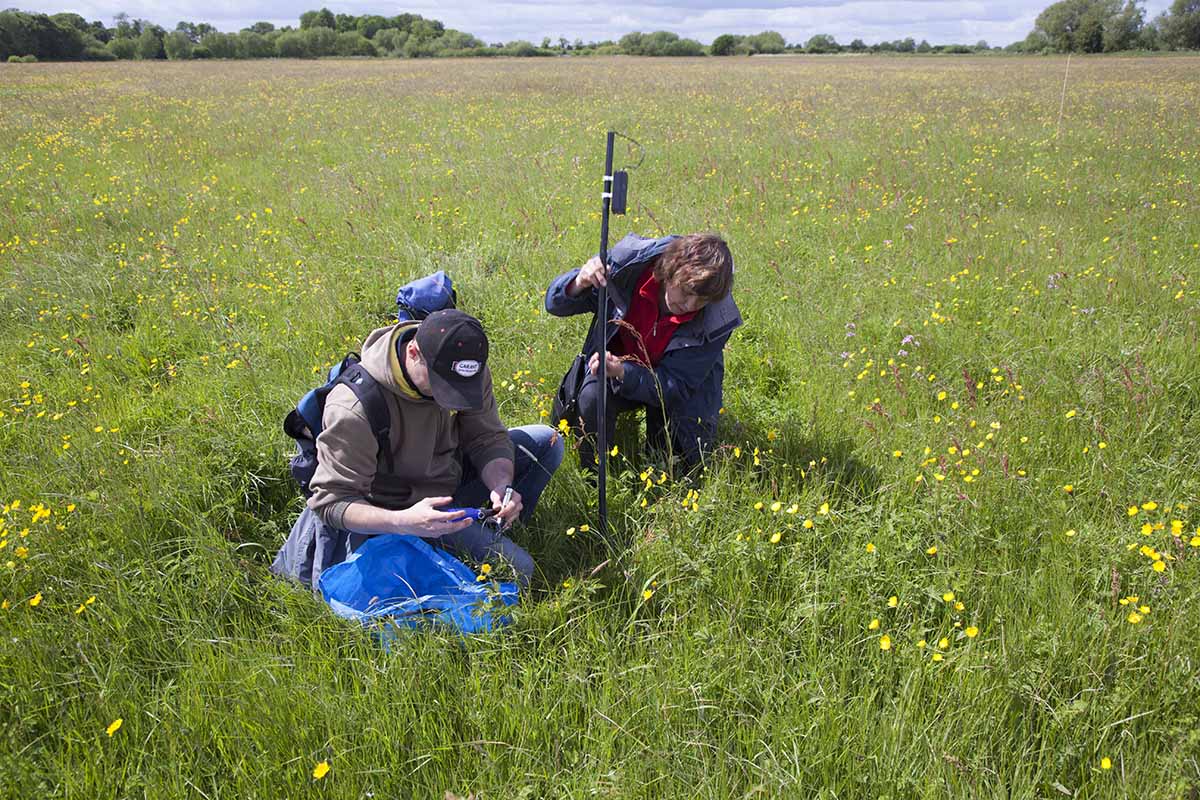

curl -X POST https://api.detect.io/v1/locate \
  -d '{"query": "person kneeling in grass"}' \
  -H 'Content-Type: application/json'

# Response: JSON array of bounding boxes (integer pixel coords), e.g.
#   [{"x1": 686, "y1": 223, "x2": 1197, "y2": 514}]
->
[
  {"x1": 272, "y1": 309, "x2": 564, "y2": 590},
  {"x1": 545, "y1": 233, "x2": 742, "y2": 472}
]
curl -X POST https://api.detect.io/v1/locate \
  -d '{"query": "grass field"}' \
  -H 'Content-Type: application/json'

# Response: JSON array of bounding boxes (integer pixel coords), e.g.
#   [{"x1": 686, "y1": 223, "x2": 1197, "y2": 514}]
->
[{"x1": 2, "y1": 55, "x2": 1199, "y2": 798}]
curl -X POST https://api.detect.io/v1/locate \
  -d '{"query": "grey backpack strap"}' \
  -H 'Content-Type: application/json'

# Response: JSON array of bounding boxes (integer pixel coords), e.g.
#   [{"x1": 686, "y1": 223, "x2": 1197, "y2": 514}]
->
[{"x1": 337, "y1": 364, "x2": 395, "y2": 474}]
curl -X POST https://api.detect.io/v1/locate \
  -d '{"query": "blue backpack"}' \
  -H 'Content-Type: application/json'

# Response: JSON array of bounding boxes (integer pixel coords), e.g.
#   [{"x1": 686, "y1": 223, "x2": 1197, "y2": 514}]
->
[{"x1": 284, "y1": 271, "x2": 457, "y2": 495}]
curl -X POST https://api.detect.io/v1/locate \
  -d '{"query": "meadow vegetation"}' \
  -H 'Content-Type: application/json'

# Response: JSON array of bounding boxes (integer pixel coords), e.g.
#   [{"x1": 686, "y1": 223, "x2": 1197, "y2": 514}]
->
[{"x1": 1, "y1": 56, "x2": 1198, "y2": 797}]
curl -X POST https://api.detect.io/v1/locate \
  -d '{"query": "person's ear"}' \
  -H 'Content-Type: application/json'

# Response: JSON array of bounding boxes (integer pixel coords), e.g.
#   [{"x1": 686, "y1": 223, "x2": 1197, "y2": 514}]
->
[{"x1": 407, "y1": 341, "x2": 423, "y2": 362}]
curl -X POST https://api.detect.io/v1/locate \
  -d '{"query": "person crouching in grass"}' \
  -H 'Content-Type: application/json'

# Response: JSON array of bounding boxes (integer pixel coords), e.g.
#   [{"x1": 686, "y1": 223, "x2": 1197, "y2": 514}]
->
[
  {"x1": 273, "y1": 310, "x2": 565, "y2": 590},
  {"x1": 545, "y1": 233, "x2": 741, "y2": 472}
]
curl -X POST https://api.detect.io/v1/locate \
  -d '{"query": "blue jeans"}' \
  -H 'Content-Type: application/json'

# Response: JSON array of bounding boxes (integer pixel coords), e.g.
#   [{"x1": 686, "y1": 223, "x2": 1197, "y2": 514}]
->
[{"x1": 349, "y1": 424, "x2": 563, "y2": 585}]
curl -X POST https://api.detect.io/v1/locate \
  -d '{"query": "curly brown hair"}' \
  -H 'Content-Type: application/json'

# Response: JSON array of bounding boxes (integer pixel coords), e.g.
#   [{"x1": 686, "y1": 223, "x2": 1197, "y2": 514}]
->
[{"x1": 652, "y1": 234, "x2": 734, "y2": 303}]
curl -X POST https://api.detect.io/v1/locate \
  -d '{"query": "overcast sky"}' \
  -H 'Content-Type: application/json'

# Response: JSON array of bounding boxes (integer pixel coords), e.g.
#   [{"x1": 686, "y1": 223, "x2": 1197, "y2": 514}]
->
[{"x1": 24, "y1": 0, "x2": 1174, "y2": 47}]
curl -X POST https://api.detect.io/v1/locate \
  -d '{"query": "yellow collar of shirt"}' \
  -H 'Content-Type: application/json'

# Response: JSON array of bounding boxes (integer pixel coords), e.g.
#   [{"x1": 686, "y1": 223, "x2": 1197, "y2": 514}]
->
[{"x1": 388, "y1": 326, "x2": 423, "y2": 401}]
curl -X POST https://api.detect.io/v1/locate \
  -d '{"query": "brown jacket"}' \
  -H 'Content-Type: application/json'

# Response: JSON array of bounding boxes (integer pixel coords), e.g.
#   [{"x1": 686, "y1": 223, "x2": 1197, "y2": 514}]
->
[{"x1": 307, "y1": 321, "x2": 513, "y2": 530}]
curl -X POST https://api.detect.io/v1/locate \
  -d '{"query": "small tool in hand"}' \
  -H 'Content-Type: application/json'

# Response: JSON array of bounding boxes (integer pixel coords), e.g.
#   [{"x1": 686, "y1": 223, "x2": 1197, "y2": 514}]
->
[{"x1": 485, "y1": 486, "x2": 514, "y2": 533}]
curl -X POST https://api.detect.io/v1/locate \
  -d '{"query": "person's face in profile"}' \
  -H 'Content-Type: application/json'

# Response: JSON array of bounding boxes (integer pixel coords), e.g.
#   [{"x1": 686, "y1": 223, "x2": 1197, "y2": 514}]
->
[{"x1": 663, "y1": 278, "x2": 710, "y2": 316}]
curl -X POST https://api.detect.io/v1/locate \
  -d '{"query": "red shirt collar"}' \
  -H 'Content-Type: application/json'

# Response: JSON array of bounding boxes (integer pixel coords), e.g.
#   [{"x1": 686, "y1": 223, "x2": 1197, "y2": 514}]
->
[{"x1": 637, "y1": 269, "x2": 699, "y2": 326}]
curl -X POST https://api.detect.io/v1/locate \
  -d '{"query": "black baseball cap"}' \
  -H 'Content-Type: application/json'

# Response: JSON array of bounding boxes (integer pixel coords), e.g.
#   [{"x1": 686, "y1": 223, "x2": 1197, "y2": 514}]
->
[{"x1": 415, "y1": 309, "x2": 489, "y2": 411}]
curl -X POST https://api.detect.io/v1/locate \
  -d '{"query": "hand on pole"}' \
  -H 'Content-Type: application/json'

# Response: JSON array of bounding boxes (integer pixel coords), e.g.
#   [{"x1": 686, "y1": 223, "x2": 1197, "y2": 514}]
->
[{"x1": 567, "y1": 256, "x2": 608, "y2": 296}]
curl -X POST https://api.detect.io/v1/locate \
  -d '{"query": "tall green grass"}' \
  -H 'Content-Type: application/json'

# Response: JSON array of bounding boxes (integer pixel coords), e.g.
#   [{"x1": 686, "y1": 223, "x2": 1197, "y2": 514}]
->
[{"x1": 1, "y1": 56, "x2": 1198, "y2": 798}]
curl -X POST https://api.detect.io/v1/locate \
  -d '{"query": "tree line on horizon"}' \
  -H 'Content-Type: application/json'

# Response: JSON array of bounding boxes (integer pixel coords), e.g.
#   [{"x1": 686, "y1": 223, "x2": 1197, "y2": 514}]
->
[{"x1": 2, "y1": 1, "x2": 1198, "y2": 63}]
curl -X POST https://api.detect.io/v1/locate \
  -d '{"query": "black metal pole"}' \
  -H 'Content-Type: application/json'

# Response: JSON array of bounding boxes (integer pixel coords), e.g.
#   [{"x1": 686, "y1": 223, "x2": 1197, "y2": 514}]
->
[{"x1": 596, "y1": 131, "x2": 615, "y2": 539}]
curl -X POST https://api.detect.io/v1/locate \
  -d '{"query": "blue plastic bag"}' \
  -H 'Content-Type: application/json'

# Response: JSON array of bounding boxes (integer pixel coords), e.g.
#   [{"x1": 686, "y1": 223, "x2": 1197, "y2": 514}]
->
[{"x1": 317, "y1": 534, "x2": 519, "y2": 636}]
